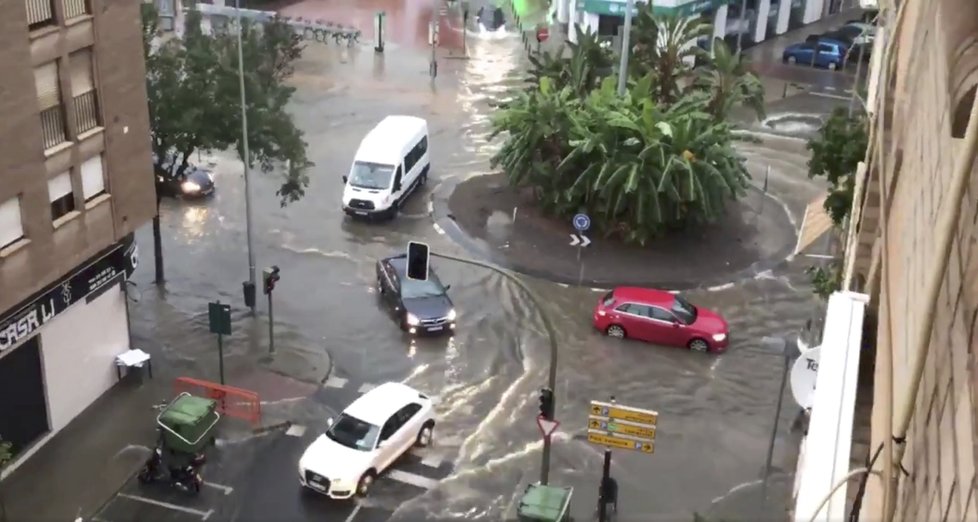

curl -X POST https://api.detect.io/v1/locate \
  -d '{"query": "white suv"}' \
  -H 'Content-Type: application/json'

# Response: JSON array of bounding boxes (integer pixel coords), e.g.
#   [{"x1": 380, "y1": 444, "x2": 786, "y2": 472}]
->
[{"x1": 298, "y1": 382, "x2": 436, "y2": 498}]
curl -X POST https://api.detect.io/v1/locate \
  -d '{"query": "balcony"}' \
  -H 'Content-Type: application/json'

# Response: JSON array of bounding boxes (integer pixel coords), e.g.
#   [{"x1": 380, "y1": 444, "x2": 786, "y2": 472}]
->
[
  {"x1": 62, "y1": 0, "x2": 89, "y2": 20},
  {"x1": 73, "y1": 90, "x2": 100, "y2": 134},
  {"x1": 39, "y1": 105, "x2": 68, "y2": 150},
  {"x1": 25, "y1": 0, "x2": 55, "y2": 30}
]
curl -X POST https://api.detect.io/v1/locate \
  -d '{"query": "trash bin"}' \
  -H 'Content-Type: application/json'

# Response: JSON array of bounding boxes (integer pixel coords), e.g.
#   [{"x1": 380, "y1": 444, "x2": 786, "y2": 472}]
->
[{"x1": 517, "y1": 483, "x2": 574, "y2": 521}]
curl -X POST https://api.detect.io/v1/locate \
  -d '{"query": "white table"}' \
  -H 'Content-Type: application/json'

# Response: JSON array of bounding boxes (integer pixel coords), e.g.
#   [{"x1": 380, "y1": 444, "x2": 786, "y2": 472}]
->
[{"x1": 115, "y1": 349, "x2": 153, "y2": 381}]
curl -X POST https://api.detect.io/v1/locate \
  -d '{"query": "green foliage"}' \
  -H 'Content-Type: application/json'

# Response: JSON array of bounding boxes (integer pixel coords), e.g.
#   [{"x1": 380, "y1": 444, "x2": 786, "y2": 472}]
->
[
  {"x1": 0, "y1": 438, "x2": 11, "y2": 469},
  {"x1": 492, "y1": 12, "x2": 764, "y2": 244},
  {"x1": 806, "y1": 108, "x2": 869, "y2": 226},
  {"x1": 141, "y1": 6, "x2": 312, "y2": 205},
  {"x1": 806, "y1": 261, "x2": 843, "y2": 300}
]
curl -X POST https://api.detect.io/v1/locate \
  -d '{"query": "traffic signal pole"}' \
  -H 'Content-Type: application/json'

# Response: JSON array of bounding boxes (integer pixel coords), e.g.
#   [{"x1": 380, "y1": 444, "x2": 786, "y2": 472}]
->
[
  {"x1": 263, "y1": 266, "x2": 280, "y2": 354},
  {"x1": 430, "y1": 250, "x2": 559, "y2": 485},
  {"x1": 267, "y1": 288, "x2": 275, "y2": 354}
]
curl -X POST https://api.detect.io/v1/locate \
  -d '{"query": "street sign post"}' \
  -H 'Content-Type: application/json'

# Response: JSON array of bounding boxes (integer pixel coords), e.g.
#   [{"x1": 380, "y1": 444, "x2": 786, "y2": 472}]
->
[
  {"x1": 573, "y1": 213, "x2": 591, "y2": 232},
  {"x1": 536, "y1": 415, "x2": 560, "y2": 440},
  {"x1": 588, "y1": 397, "x2": 658, "y2": 522},
  {"x1": 208, "y1": 301, "x2": 232, "y2": 384},
  {"x1": 571, "y1": 213, "x2": 592, "y2": 286}
]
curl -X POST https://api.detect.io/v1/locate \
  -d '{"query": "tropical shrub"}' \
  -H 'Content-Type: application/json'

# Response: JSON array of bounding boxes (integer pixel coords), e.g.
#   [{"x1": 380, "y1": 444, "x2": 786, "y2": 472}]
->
[{"x1": 806, "y1": 108, "x2": 869, "y2": 226}]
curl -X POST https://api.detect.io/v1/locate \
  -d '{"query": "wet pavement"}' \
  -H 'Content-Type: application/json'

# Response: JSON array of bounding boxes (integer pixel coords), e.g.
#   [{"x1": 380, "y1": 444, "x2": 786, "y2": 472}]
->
[{"x1": 11, "y1": 8, "x2": 848, "y2": 522}]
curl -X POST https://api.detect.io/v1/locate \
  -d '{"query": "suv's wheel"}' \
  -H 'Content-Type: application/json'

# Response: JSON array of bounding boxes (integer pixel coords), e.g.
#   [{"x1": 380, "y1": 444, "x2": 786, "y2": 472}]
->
[
  {"x1": 606, "y1": 325, "x2": 626, "y2": 339},
  {"x1": 828, "y1": 61, "x2": 838, "y2": 70},
  {"x1": 356, "y1": 470, "x2": 376, "y2": 497},
  {"x1": 416, "y1": 421, "x2": 434, "y2": 447},
  {"x1": 688, "y1": 338, "x2": 710, "y2": 352}
]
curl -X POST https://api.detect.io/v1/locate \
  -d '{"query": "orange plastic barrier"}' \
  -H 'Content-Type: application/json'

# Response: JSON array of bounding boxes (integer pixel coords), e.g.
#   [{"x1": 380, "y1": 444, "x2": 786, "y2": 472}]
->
[{"x1": 173, "y1": 377, "x2": 262, "y2": 426}]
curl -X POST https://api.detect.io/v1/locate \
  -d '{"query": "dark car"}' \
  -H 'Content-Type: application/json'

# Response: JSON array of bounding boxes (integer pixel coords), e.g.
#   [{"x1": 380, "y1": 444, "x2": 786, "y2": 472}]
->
[
  {"x1": 783, "y1": 39, "x2": 848, "y2": 70},
  {"x1": 376, "y1": 254, "x2": 456, "y2": 335},
  {"x1": 153, "y1": 153, "x2": 216, "y2": 199}
]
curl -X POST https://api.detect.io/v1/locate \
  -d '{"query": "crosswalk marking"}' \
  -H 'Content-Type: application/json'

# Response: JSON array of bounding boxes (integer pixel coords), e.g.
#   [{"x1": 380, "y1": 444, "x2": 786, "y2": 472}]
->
[
  {"x1": 286, "y1": 424, "x2": 307, "y2": 437},
  {"x1": 358, "y1": 383, "x2": 377, "y2": 394},
  {"x1": 324, "y1": 376, "x2": 348, "y2": 389},
  {"x1": 410, "y1": 447, "x2": 445, "y2": 468},
  {"x1": 387, "y1": 469, "x2": 441, "y2": 490}
]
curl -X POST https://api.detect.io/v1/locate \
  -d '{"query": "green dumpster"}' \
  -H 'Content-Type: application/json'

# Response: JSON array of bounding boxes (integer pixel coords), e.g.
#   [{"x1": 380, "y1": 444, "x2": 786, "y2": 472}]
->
[
  {"x1": 517, "y1": 483, "x2": 574, "y2": 521},
  {"x1": 157, "y1": 392, "x2": 221, "y2": 454}
]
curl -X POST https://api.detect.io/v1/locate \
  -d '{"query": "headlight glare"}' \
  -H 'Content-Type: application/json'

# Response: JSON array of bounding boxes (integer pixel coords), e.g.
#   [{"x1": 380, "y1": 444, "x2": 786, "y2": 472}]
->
[{"x1": 406, "y1": 313, "x2": 420, "y2": 326}]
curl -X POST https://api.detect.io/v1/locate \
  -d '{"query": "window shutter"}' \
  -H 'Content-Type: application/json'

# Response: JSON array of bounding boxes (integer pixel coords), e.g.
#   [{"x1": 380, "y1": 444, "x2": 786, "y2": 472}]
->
[
  {"x1": 0, "y1": 198, "x2": 24, "y2": 248},
  {"x1": 34, "y1": 62, "x2": 61, "y2": 110},
  {"x1": 70, "y1": 49, "x2": 94, "y2": 95},
  {"x1": 80, "y1": 154, "x2": 105, "y2": 199},
  {"x1": 48, "y1": 172, "x2": 73, "y2": 202}
]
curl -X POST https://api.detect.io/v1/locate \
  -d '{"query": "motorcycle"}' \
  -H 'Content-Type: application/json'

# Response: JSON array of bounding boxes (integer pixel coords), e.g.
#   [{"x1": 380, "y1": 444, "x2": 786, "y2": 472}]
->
[{"x1": 137, "y1": 447, "x2": 207, "y2": 493}]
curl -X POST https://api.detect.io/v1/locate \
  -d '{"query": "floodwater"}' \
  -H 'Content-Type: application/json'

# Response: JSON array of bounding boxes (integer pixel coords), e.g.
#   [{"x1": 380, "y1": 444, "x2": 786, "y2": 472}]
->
[{"x1": 130, "y1": 8, "x2": 828, "y2": 520}]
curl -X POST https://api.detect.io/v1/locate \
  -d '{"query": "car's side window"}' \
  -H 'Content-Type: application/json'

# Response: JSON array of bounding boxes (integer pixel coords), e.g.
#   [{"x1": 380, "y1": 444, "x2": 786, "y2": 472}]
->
[
  {"x1": 648, "y1": 307, "x2": 675, "y2": 322},
  {"x1": 396, "y1": 403, "x2": 422, "y2": 427},
  {"x1": 394, "y1": 166, "x2": 403, "y2": 187},
  {"x1": 615, "y1": 303, "x2": 634, "y2": 313},
  {"x1": 379, "y1": 413, "x2": 400, "y2": 442}
]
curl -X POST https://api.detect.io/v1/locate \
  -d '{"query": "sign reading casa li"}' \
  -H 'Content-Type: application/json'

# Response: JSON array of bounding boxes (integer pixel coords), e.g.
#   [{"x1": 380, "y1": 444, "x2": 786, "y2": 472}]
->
[{"x1": 578, "y1": 0, "x2": 728, "y2": 18}]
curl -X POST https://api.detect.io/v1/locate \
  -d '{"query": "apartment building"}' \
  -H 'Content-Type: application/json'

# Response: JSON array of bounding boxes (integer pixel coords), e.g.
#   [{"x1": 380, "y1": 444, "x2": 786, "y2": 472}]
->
[
  {"x1": 791, "y1": 0, "x2": 978, "y2": 520},
  {"x1": 0, "y1": 0, "x2": 155, "y2": 469}
]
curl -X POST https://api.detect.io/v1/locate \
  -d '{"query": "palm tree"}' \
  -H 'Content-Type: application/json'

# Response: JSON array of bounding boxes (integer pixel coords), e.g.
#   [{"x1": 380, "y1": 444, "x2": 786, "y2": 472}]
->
[
  {"x1": 629, "y1": 11, "x2": 711, "y2": 105},
  {"x1": 526, "y1": 25, "x2": 614, "y2": 97},
  {"x1": 695, "y1": 39, "x2": 766, "y2": 121}
]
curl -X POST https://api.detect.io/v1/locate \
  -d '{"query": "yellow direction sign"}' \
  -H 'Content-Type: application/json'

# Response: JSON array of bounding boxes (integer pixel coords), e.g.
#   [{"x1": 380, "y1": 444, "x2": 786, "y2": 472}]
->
[
  {"x1": 587, "y1": 418, "x2": 656, "y2": 440},
  {"x1": 589, "y1": 401, "x2": 658, "y2": 426},
  {"x1": 587, "y1": 431, "x2": 655, "y2": 453}
]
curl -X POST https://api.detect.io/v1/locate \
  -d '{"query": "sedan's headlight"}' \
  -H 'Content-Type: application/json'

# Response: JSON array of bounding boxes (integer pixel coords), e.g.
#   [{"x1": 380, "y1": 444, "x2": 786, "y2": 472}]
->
[
  {"x1": 446, "y1": 309, "x2": 457, "y2": 321},
  {"x1": 712, "y1": 333, "x2": 727, "y2": 342},
  {"x1": 406, "y1": 313, "x2": 420, "y2": 326},
  {"x1": 181, "y1": 181, "x2": 201, "y2": 193}
]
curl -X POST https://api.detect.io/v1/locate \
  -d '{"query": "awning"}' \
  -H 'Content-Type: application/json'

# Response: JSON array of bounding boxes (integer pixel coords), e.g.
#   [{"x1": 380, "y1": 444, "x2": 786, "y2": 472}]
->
[{"x1": 794, "y1": 195, "x2": 836, "y2": 256}]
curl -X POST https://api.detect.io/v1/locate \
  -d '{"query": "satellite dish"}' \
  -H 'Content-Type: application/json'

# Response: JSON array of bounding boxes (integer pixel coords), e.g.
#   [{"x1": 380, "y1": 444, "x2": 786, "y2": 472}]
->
[{"x1": 790, "y1": 345, "x2": 821, "y2": 409}]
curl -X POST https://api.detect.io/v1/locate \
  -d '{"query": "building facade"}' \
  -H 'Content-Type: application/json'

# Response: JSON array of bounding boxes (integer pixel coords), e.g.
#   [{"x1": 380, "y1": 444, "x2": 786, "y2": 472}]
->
[
  {"x1": 792, "y1": 0, "x2": 978, "y2": 520},
  {"x1": 0, "y1": 0, "x2": 155, "y2": 469}
]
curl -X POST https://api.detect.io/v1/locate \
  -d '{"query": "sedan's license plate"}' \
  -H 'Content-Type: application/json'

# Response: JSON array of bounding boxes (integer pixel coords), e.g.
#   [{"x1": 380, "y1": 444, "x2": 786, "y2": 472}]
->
[
  {"x1": 355, "y1": 211, "x2": 367, "y2": 216},
  {"x1": 428, "y1": 326, "x2": 443, "y2": 332}
]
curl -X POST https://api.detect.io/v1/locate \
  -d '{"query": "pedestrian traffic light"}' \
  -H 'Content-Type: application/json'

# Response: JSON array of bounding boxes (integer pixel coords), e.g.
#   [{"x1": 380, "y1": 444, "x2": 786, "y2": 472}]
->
[
  {"x1": 406, "y1": 241, "x2": 430, "y2": 281},
  {"x1": 263, "y1": 265, "x2": 280, "y2": 295},
  {"x1": 538, "y1": 388, "x2": 554, "y2": 420},
  {"x1": 243, "y1": 281, "x2": 256, "y2": 308}
]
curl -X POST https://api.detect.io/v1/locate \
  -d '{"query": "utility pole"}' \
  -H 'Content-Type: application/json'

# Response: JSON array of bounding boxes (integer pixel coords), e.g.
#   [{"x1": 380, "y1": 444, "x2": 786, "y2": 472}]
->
[
  {"x1": 429, "y1": 1, "x2": 439, "y2": 78},
  {"x1": 234, "y1": 0, "x2": 257, "y2": 313},
  {"x1": 263, "y1": 266, "x2": 280, "y2": 354},
  {"x1": 615, "y1": 0, "x2": 635, "y2": 96}
]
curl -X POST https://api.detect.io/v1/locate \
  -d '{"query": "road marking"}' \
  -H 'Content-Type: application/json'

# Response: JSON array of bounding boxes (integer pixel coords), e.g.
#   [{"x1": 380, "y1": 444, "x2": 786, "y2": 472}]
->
[
  {"x1": 343, "y1": 503, "x2": 362, "y2": 522},
  {"x1": 358, "y1": 383, "x2": 377, "y2": 394},
  {"x1": 117, "y1": 493, "x2": 214, "y2": 520},
  {"x1": 286, "y1": 424, "x2": 307, "y2": 437},
  {"x1": 590, "y1": 287, "x2": 606, "y2": 292},
  {"x1": 91, "y1": 516, "x2": 113, "y2": 522},
  {"x1": 421, "y1": 453, "x2": 445, "y2": 469},
  {"x1": 810, "y1": 91, "x2": 850, "y2": 101},
  {"x1": 203, "y1": 481, "x2": 234, "y2": 495},
  {"x1": 433, "y1": 223, "x2": 446, "y2": 235},
  {"x1": 707, "y1": 282, "x2": 735, "y2": 292},
  {"x1": 427, "y1": 201, "x2": 434, "y2": 214},
  {"x1": 324, "y1": 376, "x2": 348, "y2": 389},
  {"x1": 387, "y1": 469, "x2": 441, "y2": 490}
]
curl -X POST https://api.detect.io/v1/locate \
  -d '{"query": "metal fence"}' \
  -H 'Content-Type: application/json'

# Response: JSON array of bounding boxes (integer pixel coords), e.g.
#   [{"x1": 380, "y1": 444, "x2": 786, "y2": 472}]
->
[
  {"x1": 39, "y1": 105, "x2": 67, "y2": 150},
  {"x1": 62, "y1": 0, "x2": 88, "y2": 20},
  {"x1": 73, "y1": 90, "x2": 100, "y2": 134},
  {"x1": 25, "y1": 0, "x2": 55, "y2": 28}
]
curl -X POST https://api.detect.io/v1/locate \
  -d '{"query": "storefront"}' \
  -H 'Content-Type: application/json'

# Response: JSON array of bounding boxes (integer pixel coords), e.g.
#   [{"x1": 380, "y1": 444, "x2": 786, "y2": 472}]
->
[{"x1": 0, "y1": 235, "x2": 138, "y2": 462}]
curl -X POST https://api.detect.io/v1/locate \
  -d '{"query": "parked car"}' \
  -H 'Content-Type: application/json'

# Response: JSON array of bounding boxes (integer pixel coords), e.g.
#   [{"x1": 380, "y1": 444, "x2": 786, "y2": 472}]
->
[
  {"x1": 376, "y1": 253, "x2": 456, "y2": 335},
  {"x1": 297, "y1": 382, "x2": 436, "y2": 498},
  {"x1": 782, "y1": 39, "x2": 848, "y2": 70},
  {"x1": 838, "y1": 22, "x2": 875, "y2": 45},
  {"x1": 593, "y1": 287, "x2": 730, "y2": 353},
  {"x1": 153, "y1": 153, "x2": 216, "y2": 199}
]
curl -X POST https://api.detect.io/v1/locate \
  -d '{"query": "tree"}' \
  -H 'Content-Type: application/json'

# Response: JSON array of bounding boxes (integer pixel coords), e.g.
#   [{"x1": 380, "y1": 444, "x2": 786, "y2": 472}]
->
[
  {"x1": 806, "y1": 108, "x2": 869, "y2": 226},
  {"x1": 141, "y1": 6, "x2": 312, "y2": 284},
  {"x1": 0, "y1": 437, "x2": 11, "y2": 522},
  {"x1": 695, "y1": 39, "x2": 765, "y2": 122},
  {"x1": 630, "y1": 11, "x2": 711, "y2": 105}
]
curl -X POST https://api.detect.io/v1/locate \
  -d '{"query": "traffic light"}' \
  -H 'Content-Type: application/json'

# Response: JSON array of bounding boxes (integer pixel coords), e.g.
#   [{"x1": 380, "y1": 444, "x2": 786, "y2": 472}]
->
[
  {"x1": 263, "y1": 265, "x2": 281, "y2": 295},
  {"x1": 406, "y1": 241, "x2": 430, "y2": 281},
  {"x1": 538, "y1": 388, "x2": 554, "y2": 420}
]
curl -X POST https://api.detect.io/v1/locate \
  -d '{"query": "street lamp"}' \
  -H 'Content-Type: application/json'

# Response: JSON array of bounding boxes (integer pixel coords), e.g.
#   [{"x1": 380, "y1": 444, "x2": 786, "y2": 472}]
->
[
  {"x1": 234, "y1": 0, "x2": 258, "y2": 313},
  {"x1": 759, "y1": 334, "x2": 803, "y2": 502}
]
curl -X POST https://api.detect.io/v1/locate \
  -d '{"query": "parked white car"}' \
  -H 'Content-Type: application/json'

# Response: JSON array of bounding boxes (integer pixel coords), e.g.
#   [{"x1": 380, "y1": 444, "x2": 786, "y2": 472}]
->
[{"x1": 298, "y1": 382, "x2": 436, "y2": 498}]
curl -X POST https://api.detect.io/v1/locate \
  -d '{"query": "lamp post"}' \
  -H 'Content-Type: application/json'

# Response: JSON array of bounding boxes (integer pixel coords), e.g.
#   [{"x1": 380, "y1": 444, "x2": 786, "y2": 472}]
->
[{"x1": 234, "y1": 0, "x2": 257, "y2": 313}]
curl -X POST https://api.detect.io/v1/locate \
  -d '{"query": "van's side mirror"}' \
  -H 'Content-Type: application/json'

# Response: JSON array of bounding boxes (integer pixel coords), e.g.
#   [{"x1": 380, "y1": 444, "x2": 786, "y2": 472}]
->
[
  {"x1": 394, "y1": 181, "x2": 402, "y2": 192},
  {"x1": 326, "y1": 417, "x2": 334, "y2": 427},
  {"x1": 341, "y1": 176, "x2": 348, "y2": 184},
  {"x1": 444, "y1": 284, "x2": 451, "y2": 291}
]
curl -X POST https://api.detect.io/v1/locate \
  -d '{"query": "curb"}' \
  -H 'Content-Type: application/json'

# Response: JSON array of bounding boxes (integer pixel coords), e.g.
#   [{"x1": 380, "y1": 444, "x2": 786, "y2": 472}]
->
[
  {"x1": 430, "y1": 181, "x2": 799, "y2": 292},
  {"x1": 318, "y1": 347, "x2": 335, "y2": 386},
  {"x1": 252, "y1": 420, "x2": 293, "y2": 435}
]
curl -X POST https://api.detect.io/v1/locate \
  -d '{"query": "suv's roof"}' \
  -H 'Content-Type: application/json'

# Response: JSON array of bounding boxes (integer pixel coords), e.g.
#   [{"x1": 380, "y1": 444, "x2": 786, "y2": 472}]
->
[
  {"x1": 343, "y1": 382, "x2": 427, "y2": 425},
  {"x1": 612, "y1": 286, "x2": 675, "y2": 307}
]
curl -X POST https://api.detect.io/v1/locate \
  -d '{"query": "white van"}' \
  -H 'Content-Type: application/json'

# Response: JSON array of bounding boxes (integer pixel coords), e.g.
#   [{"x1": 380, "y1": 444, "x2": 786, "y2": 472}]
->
[{"x1": 342, "y1": 116, "x2": 430, "y2": 219}]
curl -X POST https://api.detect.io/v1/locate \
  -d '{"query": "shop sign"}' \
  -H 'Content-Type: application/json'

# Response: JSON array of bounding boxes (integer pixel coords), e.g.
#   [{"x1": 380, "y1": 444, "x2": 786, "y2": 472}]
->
[
  {"x1": 0, "y1": 236, "x2": 138, "y2": 352},
  {"x1": 580, "y1": 0, "x2": 726, "y2": 17}
]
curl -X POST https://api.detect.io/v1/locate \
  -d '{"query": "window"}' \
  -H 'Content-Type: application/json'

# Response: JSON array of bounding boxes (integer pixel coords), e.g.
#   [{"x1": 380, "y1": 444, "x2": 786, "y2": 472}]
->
[
  {"x1": 396, "y1": 403, "x2": 422, "y2": 425},
  {"x1": 394, "y1": 165, "x2": 403, "y2": 187},
  {"x1": 25, "y1": 0, "x2": 55, "y2": 30},
  {"x1": 70, "y1": 49, "x2": 100, "y2": 134},
  {"x1": 0, "y1": 197, "x2": 25, "y2": 249},
  {"x1": 80, "y1": 154, "x2": 105, "y2": 200},
  {"x1": 648, "y1": 307, "x2": 676, "y2": 322},
  {"x1": 48, "y1": 172, "x2": 76, "y2": 221},
  {"x1": 601, "y1": 291, "x2": 615, "y2": 307},
  {"x1": 324, "y1": 413, "x2": 379, "y2": 451},
  {"x1": 35, "y1": 62, "x2": 67, "y2": 150},
  {"x1": 419, "y1": 136, "x2": 428, "y2": 155},
  {"x1": 62, "y1": 0, "x2": 89, "y2": 19}
]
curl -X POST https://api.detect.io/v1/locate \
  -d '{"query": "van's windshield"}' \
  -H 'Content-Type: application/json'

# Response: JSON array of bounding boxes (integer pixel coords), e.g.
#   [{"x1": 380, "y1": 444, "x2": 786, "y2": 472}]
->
[{"x1": 348, "y1": 161, "x2": 395, "y2": 190}]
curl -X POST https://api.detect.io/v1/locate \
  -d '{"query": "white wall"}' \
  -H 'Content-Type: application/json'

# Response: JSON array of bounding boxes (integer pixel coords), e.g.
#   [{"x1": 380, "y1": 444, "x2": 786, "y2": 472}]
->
[
  {"x1": 582, "y1": 12, "x2": 599, "y2": 36},
  {"x1": 40, "y1": 286, "x2": 129, "y2": 432},
  {"x1": 802, "y1": 0, "x2": 824, "y2": 23},
  {"x1": 776, "y1": 0, "x2": 791, "y2": 34},
  {"x1": 712, "y1": 5, "x2": 729, "y2": 42},
  {"x1": 754, "y1": 0, "x2": 771, "y2": 42}
]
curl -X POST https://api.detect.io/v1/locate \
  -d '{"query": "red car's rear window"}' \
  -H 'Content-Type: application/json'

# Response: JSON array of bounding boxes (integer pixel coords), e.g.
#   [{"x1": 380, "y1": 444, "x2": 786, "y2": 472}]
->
[{"x1": 601, "y1": 291, "x2": 615, "y2": 307}]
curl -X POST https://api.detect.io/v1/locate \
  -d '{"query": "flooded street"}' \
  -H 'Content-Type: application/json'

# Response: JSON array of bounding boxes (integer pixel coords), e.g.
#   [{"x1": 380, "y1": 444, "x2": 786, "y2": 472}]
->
[{"x1": 126, "y1": 19, "x2": 825, "y2": 521}]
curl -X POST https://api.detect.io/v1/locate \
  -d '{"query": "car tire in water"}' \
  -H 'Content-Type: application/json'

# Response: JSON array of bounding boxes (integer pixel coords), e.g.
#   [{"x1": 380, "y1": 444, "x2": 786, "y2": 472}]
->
[
  {"x1": 787, "y1": 56, "x2": 797, "y2": 65},
  {"x1": 828, "y1": 61, "x2": 838, "y2": 70},
  {"x1": 688, "y1": 338, "x2": 710, "y2": 353},
  {"x1": 606, "y1": 325, "x2": 626, "y2": 339},
  {"x1": 357, "y1": 470, "x2": 377, "y2": 497},
  {"x1": 416, "y1": 421, "x2": 435, "y2": 447}
]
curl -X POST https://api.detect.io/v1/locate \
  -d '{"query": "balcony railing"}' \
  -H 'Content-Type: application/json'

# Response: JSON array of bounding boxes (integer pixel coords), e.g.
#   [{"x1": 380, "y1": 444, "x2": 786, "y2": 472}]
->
[
  {"x1": 63, "y1": 0, "x2": 89, "y2": 19},
  {"x1": 73, "y1": 91, "x2": 100, "y2": 135},
  {"x1": 39, "y1": 105, "x2": 68, "y2": 150},
  {"x1": 25, "y1": 0, "x2": 55, "y2": 29}
]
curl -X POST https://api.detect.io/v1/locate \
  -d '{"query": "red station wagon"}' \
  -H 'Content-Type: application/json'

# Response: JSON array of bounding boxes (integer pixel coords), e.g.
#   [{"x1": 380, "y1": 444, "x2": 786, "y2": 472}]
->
[{"x1": 593, "y1": 287, "x2": 730, "y2": 353}]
